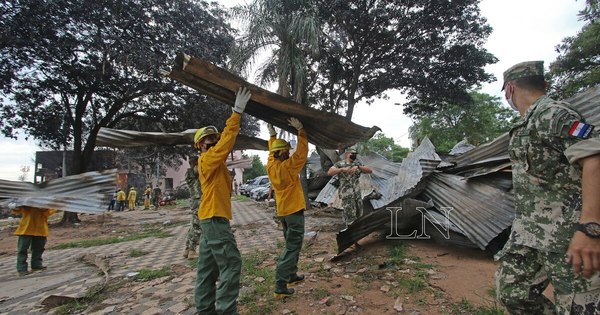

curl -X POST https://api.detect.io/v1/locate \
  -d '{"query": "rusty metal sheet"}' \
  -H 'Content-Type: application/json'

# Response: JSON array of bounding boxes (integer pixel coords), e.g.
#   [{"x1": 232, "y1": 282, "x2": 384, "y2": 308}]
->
[
  {"x1": 96, "y1": 127, "x2": 267, "y2": 151},
  {"x1": 0, "y1": 169, "x2": 117, "y2": 215},
  {"x1": 420, "y1": 173, "x2": 515, "y2": 250},
  {"x1": 167, "y1": 53, "x2": 380, "y2": 149}
]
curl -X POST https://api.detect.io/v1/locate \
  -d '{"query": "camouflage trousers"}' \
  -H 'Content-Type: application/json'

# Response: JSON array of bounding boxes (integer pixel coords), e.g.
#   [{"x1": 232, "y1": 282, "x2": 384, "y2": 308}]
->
[
  {"x1": 340, "y1": 191, "x2": 363, "y2": 227},
  {"x1": 185, "y1": 199, "x2": 201, "y2": 251},
  {"x1": 495, "y1": 242, "x2": 600, "y2": 314}
]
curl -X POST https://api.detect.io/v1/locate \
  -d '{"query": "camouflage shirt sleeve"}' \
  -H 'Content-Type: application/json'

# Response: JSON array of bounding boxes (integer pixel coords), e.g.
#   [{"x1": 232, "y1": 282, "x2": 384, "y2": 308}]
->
[{"x1": 534, "y1": 103, "x2": 600, "y2": 166}]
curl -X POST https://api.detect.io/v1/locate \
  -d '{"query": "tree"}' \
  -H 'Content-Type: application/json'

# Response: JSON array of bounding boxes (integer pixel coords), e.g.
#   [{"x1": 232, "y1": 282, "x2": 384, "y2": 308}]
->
[
  {"x1": 18, "y1": 165, "x2": 30, "y2": 182},
  {"x1": 231, "y1": 0, "x2": 321, "y2": 103},
  {"x1": 0, "y1": 0, "x2": 240, "y2": 222},
  {"x1": 310, "y1": 0, "x2": 497, "y2": 118},
  {"x1": 547, "y1": 0, "x2": 600, "y2": 99},
  {"x1": 409, "y1": 91, "x2": 518, "y2": 153},
  {"x1": 357, "y1": 133, "x2": 409, "y2": 162},
  {"x1": 243, "y1": 155, "x2": 267, "y2": 182}
]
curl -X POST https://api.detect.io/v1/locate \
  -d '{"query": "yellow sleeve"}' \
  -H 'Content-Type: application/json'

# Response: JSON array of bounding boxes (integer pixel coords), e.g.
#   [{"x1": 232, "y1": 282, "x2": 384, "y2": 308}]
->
[
  {"x1": 283, "y1": 128, "x2": 308, "y2": 174},
  {"x1": 12, "y1": 208, "x2": 23, "y2": 215},
  {"x1": 45, "y1": 209, "x2": 58, "y2": 216},
  {"x1": 202, "y1": 112, "x2": 241, "y2": 168},
  {"x1": 267, "y1": 135, "x2": 276, "y2": 165}
]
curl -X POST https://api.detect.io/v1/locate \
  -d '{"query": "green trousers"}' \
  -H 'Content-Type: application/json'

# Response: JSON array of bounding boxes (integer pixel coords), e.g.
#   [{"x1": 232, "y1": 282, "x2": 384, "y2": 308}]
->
[
  {"x1": 195, "y1": 217, "x2": 241, "y2": 315},
  {"x1": 17, "y1": 235, "x2": 46, "y2": 272},
  {"x1": 275, "y1": 210, "x2": 305, "y2": 291}
]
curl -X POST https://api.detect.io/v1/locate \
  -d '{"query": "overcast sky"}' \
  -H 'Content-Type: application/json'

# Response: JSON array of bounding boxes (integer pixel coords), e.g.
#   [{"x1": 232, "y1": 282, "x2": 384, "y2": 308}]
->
[{"x1": 0, "y1": 0, "x2": 587, "y2": 181}]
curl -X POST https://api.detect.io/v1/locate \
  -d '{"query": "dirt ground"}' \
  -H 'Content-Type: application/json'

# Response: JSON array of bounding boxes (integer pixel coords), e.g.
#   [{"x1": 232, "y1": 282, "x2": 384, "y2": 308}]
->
[{"x1": 0, "y1": 204, "x2": 505, "y2": 314}]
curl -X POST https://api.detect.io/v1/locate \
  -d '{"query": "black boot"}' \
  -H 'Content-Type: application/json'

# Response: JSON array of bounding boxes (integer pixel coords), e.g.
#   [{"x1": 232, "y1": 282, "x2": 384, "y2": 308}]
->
[
  {"x1": 288, "y1": 274, "x2": 305, "y2": 286},
  {"x1": 273, "y1": 287, "x2": 295, "y2": 299}
]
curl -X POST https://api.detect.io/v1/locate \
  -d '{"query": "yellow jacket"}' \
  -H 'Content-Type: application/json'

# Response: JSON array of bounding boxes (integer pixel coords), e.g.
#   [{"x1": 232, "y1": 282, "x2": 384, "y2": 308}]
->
[
  {"x1": 117, "y1": 190, "x2": 126, "y2": 201},
  {"x1": 13, "y1": 206, "x2": 57, "y2": 237},
  {"x1": 198, "y1": 112, "x2": 240, "y2": 220},
  {"x1": 128, "y1": 188, "x2": 137, "y2": 201},
  {"x1": 267, "y1": 128, "x2": 308, "y2": 216}
]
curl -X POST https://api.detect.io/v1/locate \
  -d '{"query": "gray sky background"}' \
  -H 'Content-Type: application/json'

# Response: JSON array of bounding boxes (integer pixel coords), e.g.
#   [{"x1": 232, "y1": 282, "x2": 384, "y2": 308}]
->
[{"x1": 0, "y1": 0, "x2": 587, "y2": 181}]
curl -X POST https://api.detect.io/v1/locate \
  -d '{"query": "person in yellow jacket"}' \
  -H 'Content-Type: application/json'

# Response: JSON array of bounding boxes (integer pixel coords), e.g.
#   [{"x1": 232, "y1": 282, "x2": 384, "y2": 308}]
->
[
  {"x1": 12, "y1": 206, "x2": 57, "y2": 276},
  {"x1": 116, "y1": 188, "x2": 126, "y2": 212},
  {"x1": 194, "y1": 87, "x2": 251, "y2": 315},
  {"x1": 143, "y1": 185, "x2": 152, "y2": 210},
  {"x1": 127, "y1": 187, "x2": 137, "y2": 211},
  {"x1": 266, "y1": 117, "x2": 308, "y2": 298}
]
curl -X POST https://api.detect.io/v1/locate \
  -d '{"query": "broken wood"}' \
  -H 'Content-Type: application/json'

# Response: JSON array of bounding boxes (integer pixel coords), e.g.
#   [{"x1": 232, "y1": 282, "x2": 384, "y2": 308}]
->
[{"x1": 167, "y1": 53, "x2": 380, "y2": 149}]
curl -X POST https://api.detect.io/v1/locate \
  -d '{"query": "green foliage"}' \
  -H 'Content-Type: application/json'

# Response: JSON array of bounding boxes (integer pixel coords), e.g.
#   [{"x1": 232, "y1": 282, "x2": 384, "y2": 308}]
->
[
  {"x1": 548, "y1": 0, "x2": 600, "y2": 99},
  {"x1": 52, "y1": 228, "x2": 171, "y2": 249},
  {"x1": 136, "y1": 267, "x2": 172, "y2": 281},
  {"x1": 358, "y1": 132, "x2": 409, "y2": 162},
  {"x1": 129, "y1": 249, "x2": 149, "y2": 258},
  {"x1": 242, "y1": 155, "x2": 267, "y2": 182},
  {"x1": 409, "y1": 91, "x2": 518, "y2": 153},
  {"x1": 0, "y1": 0, "x2": 251, "y2": 177},
  {"x1": 311, "y1": 0, "x2": 497, "y2": 118}
]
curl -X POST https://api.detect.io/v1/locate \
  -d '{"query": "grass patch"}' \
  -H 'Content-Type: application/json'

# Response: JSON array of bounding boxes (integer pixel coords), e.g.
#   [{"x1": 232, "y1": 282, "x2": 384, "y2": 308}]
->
[
  {"x1": 129, "y1": 249, "x2": 149, "y2": 257},
  {"x1": 387, "y1": 242, "x2": 408, "y2": 266},
  {"x1": 397, "y1": 276, "x2": 427, "y2": 293},
  {"x1": 136, "y1": 267, "x2": 172, "y2": 281},
  {"x1": 310, "y1": 287, "x2": 329, "y2": 300},
  {"x1": 447, "y1": 298, "x2": 505, "y2": 315},
  {"x1": 231, "y1": 195, "x2": 250, "y2": 202},
  {"x1": 239, "y1": 251, "x2": 280, "y2": 315},
  {"x1": 54, "y1": 281, "x2": 124, "y2": 314},
  {"x1": 52, "y1": 227, "x2": 171, "y2": 249}
]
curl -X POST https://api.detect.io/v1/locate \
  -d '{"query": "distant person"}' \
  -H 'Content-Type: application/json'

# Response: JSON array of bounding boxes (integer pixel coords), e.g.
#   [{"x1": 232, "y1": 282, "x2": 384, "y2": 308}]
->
[
  {"x1": 233, "y1": 178, "x2": 239, "y2": 196},
  {"x1": 194, "y1": 87, "x2": 250, "y2": 314},
  {"x1": 266, "y1": 118, "x2": 308, "y2": 298},
  {"x1": 143, "y1": 185, "x2": 152, "y2": 210},
  {"x1": 12, "y1": 206, "x2": 57, "y2": 276},
  {"x1": 108, "y1": 190, "x2": 117, "y2": 211},
  {"x1": 495, "y1": 61, "x2": 600, "y2": 314},
  {"x1": 183, "y1": 155, "x2": 202, "y2": 260},
  {"x1": 327, "y1": 147, "x2": 372, "y2": 227},
  {"x1": 116, "y1": 188, "x2": 126, "y2": 212},
  {"x1": 127, "y1": 186, "x2": 137, "y2": 211},
  {"x1": 153, "y1": 186, "x2": 162, "y2": 209}
]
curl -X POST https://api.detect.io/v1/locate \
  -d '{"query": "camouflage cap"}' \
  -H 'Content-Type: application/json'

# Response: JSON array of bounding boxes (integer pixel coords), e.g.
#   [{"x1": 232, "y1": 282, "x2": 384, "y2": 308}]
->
[
  {"x1": 501, "y1": 61, "x2": 544, "y2": 90},
  {"x1": 345, "y1": 145, "x2": 358, "y2": 153}
]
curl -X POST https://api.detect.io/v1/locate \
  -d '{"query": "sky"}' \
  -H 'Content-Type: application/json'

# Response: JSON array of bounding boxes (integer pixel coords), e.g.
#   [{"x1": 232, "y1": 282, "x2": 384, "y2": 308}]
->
[{"x1": 0, "y1": 0, "x2": 587, "y2": 181}]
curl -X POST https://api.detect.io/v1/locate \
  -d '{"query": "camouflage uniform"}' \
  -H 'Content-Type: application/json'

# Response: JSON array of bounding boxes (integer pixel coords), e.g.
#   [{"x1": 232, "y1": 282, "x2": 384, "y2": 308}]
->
[
  {"x1": 334, "y1": 160, "x2": 365, "y2": 226},
  {"x1": 185, "y1": 167, "x2": 202, "y2": 252},
  {"x1": 496, "y1": 62, "x2": 600, "y2": 314}
]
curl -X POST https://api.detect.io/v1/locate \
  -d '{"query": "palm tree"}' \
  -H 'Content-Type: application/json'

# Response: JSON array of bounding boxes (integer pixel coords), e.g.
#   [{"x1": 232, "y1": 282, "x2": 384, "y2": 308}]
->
[{"x1": 230, "y1": 0, "x2": 321, "y2": 104}]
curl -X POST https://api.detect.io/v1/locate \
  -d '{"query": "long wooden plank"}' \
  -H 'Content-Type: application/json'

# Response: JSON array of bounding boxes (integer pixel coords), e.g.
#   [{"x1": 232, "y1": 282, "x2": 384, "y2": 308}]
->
[{"x1": 168, "y1": 53, "x2": 380, "y2": 149}]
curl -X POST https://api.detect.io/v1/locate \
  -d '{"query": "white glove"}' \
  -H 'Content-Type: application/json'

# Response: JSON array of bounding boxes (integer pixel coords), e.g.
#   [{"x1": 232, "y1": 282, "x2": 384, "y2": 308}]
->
[
  {"x1": 233, "y1": 87, "x2": 251, "y2": 113},
  {"x1": 267, "y1": 123, "x2": 277, "y2": 137},
  {"x1": 288, "y1": 117, "x2": 303, "y2": 130}
]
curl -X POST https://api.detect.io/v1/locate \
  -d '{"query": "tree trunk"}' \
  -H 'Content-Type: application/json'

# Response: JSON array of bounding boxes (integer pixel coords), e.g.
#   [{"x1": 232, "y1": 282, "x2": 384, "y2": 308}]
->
[{"x1": 60, "y1": 211, "x2": 81, "y2": 224}]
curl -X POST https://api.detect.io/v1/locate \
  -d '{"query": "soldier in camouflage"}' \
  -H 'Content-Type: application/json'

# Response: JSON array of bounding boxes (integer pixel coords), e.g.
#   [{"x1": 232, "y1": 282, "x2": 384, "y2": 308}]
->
[
  {"x1": 327, "y1": 147, "x2": 373, "y2": 227},
  {"x1": 183, "y1": 155, "x2": 202, "y2": 260},
  {"x1": 495, "y1": 60, "x2": 600, "y2": 314}
]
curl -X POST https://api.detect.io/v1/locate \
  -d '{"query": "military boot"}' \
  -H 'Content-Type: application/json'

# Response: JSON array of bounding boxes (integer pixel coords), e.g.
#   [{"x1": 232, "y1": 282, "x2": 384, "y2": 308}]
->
[
  {"x1": 288, "y1": 274, "x2": 305, "y2": 286},
  {"x1": 273, "y1": 287, "x2": 294, "y2": 299}
]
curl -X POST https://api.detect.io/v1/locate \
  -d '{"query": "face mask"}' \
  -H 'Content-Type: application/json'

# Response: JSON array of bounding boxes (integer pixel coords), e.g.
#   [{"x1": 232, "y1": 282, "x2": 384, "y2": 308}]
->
[
  {"x1": 507, "y1": 97, "x2": 517, "y2": 111},
  {"x1": 205, "y1": 142, "x2": 217, "y2": 151},
  {"x1": 349, "y1": 153, "x2": 357, "y2": 161}
]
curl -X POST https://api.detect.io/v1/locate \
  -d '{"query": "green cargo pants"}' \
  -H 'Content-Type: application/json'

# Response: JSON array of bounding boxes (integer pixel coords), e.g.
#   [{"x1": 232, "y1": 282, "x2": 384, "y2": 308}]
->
[
  {"x1": 195, "y1": 217, "x2": 241, "y2": 315},
  {"x1": 17, "y1": 235, "x2": 46, "y2": 272},
  {"x1": 275, "y1": 210, "x2": 305, "y2": 291},
  {"x1": 496, "y1": 242, "x2": 600, "y2": 314}
]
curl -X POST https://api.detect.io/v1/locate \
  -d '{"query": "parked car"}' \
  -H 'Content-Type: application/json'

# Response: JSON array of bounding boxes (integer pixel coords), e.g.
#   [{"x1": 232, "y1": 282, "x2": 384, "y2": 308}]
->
[
  {"x1": 240, "y1": 175, "x2": 269, "y2": 196},
  {"x1": 250, "y1": 185, "x2": 271, "y2": 201}
]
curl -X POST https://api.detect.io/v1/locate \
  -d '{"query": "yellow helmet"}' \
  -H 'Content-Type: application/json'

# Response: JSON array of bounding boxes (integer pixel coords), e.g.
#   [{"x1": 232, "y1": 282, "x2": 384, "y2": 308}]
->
[
  {"x1": 194, "y1": 126, "x2": 219, "y2": 148},
  {"x1": 270, "y1": 139, "x2": 291, "y2": 152}
]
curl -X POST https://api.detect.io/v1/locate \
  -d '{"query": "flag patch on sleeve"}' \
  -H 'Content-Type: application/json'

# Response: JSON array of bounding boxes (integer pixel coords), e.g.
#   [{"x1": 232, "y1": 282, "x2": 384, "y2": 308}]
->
[{"x1": 569, "y1": 121, "x2": 594, "y2": 139}]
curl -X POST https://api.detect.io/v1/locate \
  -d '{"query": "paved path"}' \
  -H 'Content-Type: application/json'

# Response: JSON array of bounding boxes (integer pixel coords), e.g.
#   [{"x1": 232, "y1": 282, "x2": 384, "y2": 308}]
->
[{"x1": 0, "y1": 200, "x2": 288, "y2": 314}]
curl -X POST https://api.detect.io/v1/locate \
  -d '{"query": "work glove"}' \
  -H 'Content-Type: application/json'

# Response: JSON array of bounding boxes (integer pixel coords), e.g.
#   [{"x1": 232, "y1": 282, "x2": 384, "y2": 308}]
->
[
  {"x1": 267, "y1": 123, "x2": 277, "y2": 137},
  {"x1": 288, "y1": 117, "x2": 303, "y2": 130},
  {"x1": 233, "y1": 87, "x2": 252, "y2": 114}
]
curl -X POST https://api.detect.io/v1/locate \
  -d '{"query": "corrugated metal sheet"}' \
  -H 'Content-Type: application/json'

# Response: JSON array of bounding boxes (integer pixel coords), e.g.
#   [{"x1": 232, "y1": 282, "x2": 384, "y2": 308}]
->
[
  {"x1": 96, "y1": 127, "x2": 268, "y2": 151},
  {"x1": 420, "y1": 173, "x2": 515, "y2": 250},
  {"x1": 167, "y1": 53, "x2": 380, "y2": 149},
  {"x1": 0, "y1": 169, "x2": 117, "y2": 215}
]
